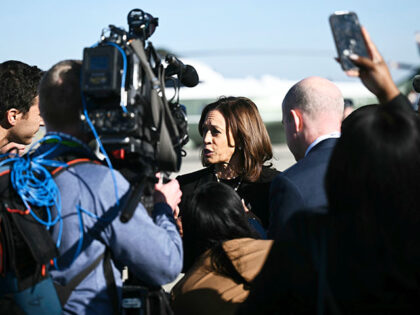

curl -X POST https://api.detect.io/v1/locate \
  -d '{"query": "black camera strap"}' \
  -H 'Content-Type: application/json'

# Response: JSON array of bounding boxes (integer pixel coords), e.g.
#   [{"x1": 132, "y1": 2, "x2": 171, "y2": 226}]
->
[
  {"x1": 130, "y1": 39, "x2": 181, "y2": 172},
  {"x1": 103, "y1": 249, "x2": 119, "y2": 315},
  {"x1": 54, "y1": 252, "x2": 104, "y2": 305},
  {"x1": 54, "y1": 248, "x2": 118, "y2": 314}
]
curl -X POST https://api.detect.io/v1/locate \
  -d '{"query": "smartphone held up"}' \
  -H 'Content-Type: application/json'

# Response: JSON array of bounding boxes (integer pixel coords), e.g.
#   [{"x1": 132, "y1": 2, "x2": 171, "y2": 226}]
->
[{"x1": 329, "y1": 11, "x2": 369, "y2": 71}]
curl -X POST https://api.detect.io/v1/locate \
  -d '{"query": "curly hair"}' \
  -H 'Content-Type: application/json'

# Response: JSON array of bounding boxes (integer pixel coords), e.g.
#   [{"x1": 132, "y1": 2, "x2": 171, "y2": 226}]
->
[{"x1": 0, "y1": 60, "x2": 43, "y2": 119}]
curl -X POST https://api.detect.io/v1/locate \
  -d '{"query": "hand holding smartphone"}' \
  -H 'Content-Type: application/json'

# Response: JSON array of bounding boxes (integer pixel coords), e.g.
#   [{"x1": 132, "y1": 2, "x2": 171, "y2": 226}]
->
[
  {"x1": 329, "y1": 11, "x2": 369, "y2": 71},
  {"x1": 330, "y1": 15, "x2": 400, "y2": 103}
]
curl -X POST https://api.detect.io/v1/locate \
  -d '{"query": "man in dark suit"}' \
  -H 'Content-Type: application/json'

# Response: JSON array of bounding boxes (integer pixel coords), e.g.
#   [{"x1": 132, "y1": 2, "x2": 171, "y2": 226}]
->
[
  {"x1": 237, "y1": 26, "x2": 420, "y2": 315},
  {"x1": 268, "y1": 77, "x2": 344, "y2": 238}
]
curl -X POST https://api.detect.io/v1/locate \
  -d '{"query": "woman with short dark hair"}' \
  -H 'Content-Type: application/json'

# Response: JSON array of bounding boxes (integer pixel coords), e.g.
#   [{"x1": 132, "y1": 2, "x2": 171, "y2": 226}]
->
[
  {"x1": 171, "y1": 182, "x2": 273, "y2": 315},
  {"x1": 177, "y1": 96, "x2": 279, "y2": 229}
]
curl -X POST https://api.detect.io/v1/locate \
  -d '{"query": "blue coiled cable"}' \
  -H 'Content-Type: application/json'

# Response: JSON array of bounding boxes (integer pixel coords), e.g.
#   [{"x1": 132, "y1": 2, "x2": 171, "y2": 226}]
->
[
  {"x1": 0, "y1": 133, "x2": 118, "y2": 270},
  {"x1": 81, "y1": 98, "x2": 120, "y2": 207},
  {"x1": 0, "y1": 135, "x2": 68, "y2": 267},
  {"x1": 0, "y1": 40, "x2": 131, "y2": 269}
]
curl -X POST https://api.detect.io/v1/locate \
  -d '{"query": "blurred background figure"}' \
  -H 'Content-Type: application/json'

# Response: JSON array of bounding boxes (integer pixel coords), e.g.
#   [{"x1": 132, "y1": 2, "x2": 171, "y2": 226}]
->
[
  {"x1": 343, "y1": 98, "x2": 355, "y2": 119},
  {"x1": 410, "y1": 75, "x2": 420, "y2": 111},
  {"x1": 171, "y1": 182, "x2": 273, "y2": 315}
]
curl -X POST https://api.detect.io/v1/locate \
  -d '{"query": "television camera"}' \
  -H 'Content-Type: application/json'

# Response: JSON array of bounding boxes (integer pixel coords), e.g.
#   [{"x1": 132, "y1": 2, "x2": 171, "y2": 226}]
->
[
  {"x1": 81, "y1": 8, "x2": 198, "y2": 178},
  {"x1": 81, "y1": 9, "x2": 199, "y2": 223},
  {"x1": 81, "y1": 9, "x2": 199, "y2": 313}
]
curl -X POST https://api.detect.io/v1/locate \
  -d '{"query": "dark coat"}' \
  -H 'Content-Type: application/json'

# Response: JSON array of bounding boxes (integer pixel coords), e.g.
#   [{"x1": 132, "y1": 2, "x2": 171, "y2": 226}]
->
[
  {"x1": 177, "y1": 165, "x2": 280, "y2": 229},
  {"x1": 237, "y1": 210, "x2": 420, "y2": 314},
  {"x1": 238, "y1": 95, "x2": 420, "y2": 314},
  {"x1": 268, "y1": 138, "x2": 337, "y2": 238}
]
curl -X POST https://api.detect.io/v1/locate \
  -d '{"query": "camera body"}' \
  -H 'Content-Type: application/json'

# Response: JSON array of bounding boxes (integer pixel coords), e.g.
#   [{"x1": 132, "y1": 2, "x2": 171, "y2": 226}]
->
[{"x1": 81, "y1": 9, "x2": 191, "y2": 175}]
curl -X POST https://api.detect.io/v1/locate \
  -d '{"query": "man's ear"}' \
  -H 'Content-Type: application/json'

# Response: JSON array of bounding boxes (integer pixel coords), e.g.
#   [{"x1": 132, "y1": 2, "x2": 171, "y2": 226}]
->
[
  {"x1": 6, "y1": 108, "x2": 21, "y2": 126},
  {"x1": 290, "y1": 109, "x2": 303, "y2": 133}
]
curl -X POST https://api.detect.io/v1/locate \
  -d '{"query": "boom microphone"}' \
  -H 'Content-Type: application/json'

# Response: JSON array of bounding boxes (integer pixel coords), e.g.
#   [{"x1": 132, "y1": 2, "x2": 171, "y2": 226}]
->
[
  {"x1": 413, "y1": 75, "x2": 420, "y2": 93},
  {"x1": 165, "y1": 55, "x2": 199, "y2": 87}
]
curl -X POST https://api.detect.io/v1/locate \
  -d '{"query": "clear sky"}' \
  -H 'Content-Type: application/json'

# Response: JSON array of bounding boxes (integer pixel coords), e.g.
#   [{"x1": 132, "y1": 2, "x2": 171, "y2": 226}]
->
[{"x1": 1, "y1": 0, "x2": 418, "y2": 82}]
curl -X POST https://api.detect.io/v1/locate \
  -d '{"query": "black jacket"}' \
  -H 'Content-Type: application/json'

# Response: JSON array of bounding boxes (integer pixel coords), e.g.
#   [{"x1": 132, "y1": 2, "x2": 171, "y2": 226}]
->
[
  {"x1": 177, "y1": 165, "x2": 280, "y2": 229},
  {"x1": 238, "y1": 210, "x2": 420, "y2": 314}
]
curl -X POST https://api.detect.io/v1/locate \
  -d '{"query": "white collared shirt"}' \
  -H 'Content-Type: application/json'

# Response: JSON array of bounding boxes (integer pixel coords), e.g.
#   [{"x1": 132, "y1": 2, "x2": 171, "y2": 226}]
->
[{"x1": 304, "y1": 132, "x2": 341, "y2": 157}]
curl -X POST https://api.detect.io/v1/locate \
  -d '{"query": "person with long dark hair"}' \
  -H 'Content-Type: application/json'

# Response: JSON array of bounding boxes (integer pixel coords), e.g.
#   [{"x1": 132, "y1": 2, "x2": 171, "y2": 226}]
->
[{"x1": 171, "y1": 182, "x2": 273, "y2": 315}]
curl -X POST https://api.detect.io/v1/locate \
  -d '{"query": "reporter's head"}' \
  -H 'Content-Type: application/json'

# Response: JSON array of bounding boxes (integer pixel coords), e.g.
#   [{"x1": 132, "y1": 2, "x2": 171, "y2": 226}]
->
[
  {"x1": 39, "y1": 60, "x2": 83, "y2": 134},
  {"x1": 326, "y1": 104, "x2": 420, "y2": 219}
]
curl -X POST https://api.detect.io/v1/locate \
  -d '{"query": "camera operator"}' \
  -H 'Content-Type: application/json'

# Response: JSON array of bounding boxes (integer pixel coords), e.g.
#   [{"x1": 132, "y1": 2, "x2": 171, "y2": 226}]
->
[{"x1": 37, "y1": 59, "x2": 183, "y2": 314}]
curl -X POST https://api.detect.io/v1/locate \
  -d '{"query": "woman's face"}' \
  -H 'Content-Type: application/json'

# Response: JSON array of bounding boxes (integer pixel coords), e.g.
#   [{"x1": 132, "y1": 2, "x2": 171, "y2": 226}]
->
[{"x1": 201, "y1": 110, "x2": 236, "y2": 165}]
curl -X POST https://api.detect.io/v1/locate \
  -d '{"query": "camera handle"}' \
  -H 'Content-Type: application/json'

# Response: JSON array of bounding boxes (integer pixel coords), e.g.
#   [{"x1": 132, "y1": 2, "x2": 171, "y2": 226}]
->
[
  {"x1": 120, "y1": 170, "x2": 156, "y2": 223},
  {"x1": 119, "y1": 159, "x2": 166, "y2": 222},
  {"x1": 120, "y1": 180, "x2": 147, "y2": 223}
]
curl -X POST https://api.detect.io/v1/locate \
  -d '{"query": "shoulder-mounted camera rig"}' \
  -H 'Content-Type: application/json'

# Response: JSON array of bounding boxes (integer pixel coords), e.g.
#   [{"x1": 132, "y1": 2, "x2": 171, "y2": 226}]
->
[
  {"x1": 81, "y1": 8, "x2": 198, "y2": 177},
  {"x1": 81, "y1": 9, "x2": 199, "y2": 223}
]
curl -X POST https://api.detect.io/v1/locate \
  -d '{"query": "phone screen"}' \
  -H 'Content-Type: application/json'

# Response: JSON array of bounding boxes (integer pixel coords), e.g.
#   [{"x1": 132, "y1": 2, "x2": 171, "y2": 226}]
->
[{"x1": 329, "y1": 11, "x2": 369, "y2": 71}]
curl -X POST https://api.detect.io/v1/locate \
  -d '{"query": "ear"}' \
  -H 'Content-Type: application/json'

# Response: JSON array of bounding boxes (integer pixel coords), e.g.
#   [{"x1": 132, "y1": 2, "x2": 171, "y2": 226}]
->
[
  {"x1": 6, "y1": 108, "x2": 21, "y2": 126},
  {"x1": 290, "y1": 109, "x2": 303, "y2": 133}
]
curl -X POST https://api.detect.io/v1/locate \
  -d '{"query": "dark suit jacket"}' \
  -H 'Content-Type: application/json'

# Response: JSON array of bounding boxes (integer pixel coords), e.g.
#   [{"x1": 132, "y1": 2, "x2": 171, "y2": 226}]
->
[{"x1": 268, "y1": 138, "x2": 337, "y2": 238}]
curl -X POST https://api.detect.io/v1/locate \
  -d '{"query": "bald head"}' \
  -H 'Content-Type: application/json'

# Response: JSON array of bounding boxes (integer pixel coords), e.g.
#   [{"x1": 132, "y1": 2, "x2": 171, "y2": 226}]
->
[
  {"x1": 38, "y1": 60, "x2": 83, "y2": 133},
  {"x1": 282, "y1": 77, "x2": 344, "y2": 161},
  {"x1": 283, "y1": 76, "x2": 344, "y2": 118}
]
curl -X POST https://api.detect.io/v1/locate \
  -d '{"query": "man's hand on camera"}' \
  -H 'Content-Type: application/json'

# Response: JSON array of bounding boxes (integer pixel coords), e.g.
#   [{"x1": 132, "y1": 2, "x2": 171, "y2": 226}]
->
[
  {"x1": 154, "y1": 173, "x2": 182, "y2": 212},
  {"x1": 340, "y1": 27, "x2": 400, "y2": 104}
]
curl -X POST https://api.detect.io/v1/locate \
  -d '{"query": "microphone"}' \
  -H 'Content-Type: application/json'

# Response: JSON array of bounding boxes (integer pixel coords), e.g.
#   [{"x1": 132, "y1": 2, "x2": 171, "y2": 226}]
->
[
  {"x1": 413, "y1": 75, "x2": 420, "y2": 93},
  {"x1": 165, "y1": 54, "x2": 199, "y2": 87}
]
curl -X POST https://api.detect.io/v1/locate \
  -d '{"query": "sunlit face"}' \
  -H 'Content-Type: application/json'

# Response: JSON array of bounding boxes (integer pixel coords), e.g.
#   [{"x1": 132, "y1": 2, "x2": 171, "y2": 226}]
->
[
  {"x1": 202, "y1": 110, "x2": 235, "y2": 165},
  {"x1": 10, "y1": 96, "x2": 44, "y2": 145}
]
